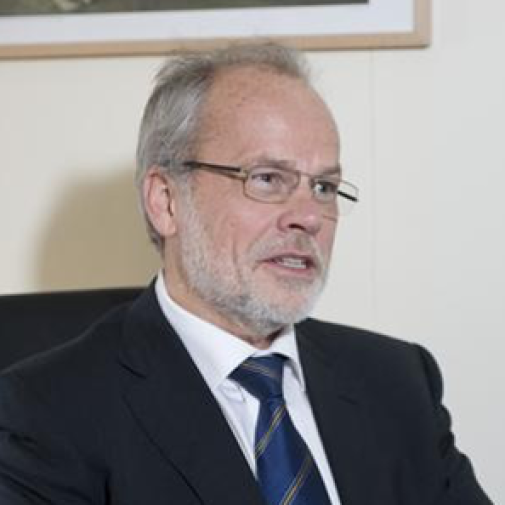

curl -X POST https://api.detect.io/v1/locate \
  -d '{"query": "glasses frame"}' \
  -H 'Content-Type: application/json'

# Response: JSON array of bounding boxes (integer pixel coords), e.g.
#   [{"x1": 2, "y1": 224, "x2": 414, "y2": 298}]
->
[{"x1": 183, "y1": 159, "x2": 357, "y2": 205}]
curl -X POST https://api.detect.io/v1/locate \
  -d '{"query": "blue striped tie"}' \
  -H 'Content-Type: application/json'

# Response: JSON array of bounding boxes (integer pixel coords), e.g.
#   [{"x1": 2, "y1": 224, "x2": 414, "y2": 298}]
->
[{"x1": 231, "y1": 355, "x2": 332, "y2": 505}]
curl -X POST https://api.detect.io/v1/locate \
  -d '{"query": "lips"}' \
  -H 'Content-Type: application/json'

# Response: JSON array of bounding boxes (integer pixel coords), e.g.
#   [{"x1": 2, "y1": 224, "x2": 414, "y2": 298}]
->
[
  {"x1": 272, "y1": 255, "x2": 312, "y2": 270},
  {"x1": 252, "y1": 236, "x2": 323, "y2": 277},
  {"x1": 262, "y1": 252, "x2": 319, "y2": 276}
]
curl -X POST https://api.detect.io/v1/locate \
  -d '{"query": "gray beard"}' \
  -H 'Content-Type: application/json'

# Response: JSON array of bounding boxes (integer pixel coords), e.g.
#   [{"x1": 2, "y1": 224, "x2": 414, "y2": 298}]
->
[{"x1": 177, "y1": 188, "x2": 327, "y2": 338}]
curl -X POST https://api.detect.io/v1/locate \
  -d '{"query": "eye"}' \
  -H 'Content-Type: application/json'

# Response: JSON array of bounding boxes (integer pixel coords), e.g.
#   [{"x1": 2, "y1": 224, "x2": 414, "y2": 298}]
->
[
  {"x1": 313, "y1": 179, "x2": 339, "y2": 200},
  {"x1": 248, "y1": 168, "x2": 288, "y2": 193}
]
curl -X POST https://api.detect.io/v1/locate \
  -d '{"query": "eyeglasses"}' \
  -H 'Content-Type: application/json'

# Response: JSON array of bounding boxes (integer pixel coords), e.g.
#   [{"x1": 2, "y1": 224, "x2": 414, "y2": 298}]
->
[{"x1": 171, "y1": 160, "x2": 359, "y2": 217}]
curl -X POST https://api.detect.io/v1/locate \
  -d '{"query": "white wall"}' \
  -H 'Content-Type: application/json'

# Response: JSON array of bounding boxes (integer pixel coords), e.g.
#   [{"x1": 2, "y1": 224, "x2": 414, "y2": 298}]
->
[{"x1": 0, "y1": 0, "x2": 503, "y2": 500}]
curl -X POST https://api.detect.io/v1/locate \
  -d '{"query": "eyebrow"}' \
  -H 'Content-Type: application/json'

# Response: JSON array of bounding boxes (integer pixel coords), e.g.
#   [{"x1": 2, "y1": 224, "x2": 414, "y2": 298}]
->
[
  {"x1": 251, "y1": 156, "x2": 342, "y2": 178},
  {"x1": 325, "y1": 163, "x2": 342, "y2": 178}
]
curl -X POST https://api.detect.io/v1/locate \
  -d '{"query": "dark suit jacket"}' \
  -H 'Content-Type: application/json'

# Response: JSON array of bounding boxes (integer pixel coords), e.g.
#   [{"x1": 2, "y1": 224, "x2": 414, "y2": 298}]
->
[{"x1": 0, "y1": 286, "x2": 492, "y2": 505}]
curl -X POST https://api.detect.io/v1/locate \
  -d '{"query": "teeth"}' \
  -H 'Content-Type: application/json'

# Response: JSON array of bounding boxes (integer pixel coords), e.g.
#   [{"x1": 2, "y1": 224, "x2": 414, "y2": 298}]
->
[{"x1": 275, "y1": 257, "x2": 307, "y2": 269}]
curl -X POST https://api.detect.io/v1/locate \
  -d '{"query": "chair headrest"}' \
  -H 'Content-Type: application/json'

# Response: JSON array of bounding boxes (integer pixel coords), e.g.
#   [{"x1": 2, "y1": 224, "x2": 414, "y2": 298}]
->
[{"x1": 0, "y1": 288, "x2": 141, "y2": 371}]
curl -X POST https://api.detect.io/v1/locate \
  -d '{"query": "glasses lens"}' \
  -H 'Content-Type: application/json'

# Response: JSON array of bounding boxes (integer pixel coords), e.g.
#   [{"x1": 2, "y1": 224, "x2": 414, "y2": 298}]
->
[
  {"x1": 245, "y1": 167, "x2": 297, "y2": 202},
  {"x1": 312, "y1": 177, "x2": 340, "y2": 204},
  {"x1": 242, "y1": 165, "x2": 358, "y2": 217}
]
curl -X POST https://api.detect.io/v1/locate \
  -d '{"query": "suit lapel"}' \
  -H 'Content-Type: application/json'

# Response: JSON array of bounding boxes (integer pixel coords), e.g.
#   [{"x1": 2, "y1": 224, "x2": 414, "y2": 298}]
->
[
  {"x1": 297, "y1": 323, "x2": 376, "y2": 505},
  {"x1": 114, "y1": 287, "x2": 383, "y2": 505},
  {"x1": 117, "y1": 287, "x2": 265, "y2": 505}
]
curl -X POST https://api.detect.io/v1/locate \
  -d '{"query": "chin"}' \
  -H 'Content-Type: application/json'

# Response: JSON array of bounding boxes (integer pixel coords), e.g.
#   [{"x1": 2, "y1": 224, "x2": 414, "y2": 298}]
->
[
  {"x1": 256, "y1": 294, "x2": 318, "y2": 325},
  {"x1": 263, "y1": 282, "x2": 322, "y2": 312}
]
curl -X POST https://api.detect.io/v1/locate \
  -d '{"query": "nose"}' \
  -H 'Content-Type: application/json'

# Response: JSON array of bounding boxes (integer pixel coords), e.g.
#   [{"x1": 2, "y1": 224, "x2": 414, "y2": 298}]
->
[{"x1": 276, "y1": 190, "x2": 326, "y2": 236}]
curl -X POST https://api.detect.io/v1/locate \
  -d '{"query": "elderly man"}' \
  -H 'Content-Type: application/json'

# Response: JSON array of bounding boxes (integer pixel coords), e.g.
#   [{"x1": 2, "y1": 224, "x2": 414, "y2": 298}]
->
[{"x1": 0, "y1": 43, "x2": 491, "y2": 504}]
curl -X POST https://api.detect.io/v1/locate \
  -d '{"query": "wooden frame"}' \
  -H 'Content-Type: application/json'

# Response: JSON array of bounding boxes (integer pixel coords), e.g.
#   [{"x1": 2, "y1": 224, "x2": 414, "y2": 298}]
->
[{"x1": 0, "y1": 0, "x2": 430, "y2": 59}]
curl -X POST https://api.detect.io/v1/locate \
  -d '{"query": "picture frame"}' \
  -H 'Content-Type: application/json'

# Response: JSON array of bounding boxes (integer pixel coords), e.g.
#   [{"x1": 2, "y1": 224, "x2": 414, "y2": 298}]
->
[{"x1": 0, "y1": 0, "x2": 431, "y2": 59}]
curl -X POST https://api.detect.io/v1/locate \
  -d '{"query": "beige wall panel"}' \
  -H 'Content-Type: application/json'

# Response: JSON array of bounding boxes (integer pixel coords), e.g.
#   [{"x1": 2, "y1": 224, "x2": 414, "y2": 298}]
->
[{"x1": 0, "y1": 58, "x2": 161, "y2": 292}]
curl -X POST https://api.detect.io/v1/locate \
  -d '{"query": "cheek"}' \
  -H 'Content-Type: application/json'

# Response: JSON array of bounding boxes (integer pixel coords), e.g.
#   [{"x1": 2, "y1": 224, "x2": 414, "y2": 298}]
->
[
  {"x1": 208, "y1": 214, "x2": 242, "y2": 262},
  {"x1": 226, "y1": 218, "x2": 252, "y2": 260},
  {"x1": 319, "y1": 225, "x2": 337, "y2": 258},
  {"x1": 224, "y1": 201, "x2": 271, "y2": 246}
]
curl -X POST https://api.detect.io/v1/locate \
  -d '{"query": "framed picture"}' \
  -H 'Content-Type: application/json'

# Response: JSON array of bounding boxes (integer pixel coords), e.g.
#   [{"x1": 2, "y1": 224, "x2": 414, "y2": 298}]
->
[{"x1": 0, "y1": 0, "x2": 431, "y2": 59}]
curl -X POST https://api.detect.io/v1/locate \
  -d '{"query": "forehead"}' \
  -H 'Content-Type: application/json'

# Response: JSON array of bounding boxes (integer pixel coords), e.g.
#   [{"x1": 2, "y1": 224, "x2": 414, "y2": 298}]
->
[
  {"x1": 195, "y1": 65, "x2": 340, "y2": 162},
  {"x1": 208, "y1": 65, "x2": 305, "y2": 102}
]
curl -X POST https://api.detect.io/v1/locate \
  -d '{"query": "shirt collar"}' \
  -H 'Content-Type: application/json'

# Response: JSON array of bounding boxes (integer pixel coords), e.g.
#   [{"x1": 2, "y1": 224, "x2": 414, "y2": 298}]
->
[{"x1": 154, "y1": 272, "x2": 306, "y2": 393}]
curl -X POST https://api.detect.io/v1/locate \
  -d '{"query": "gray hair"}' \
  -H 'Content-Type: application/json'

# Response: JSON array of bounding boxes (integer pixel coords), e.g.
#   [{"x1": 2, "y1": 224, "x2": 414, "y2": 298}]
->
[{"x1": 135, "y1": 42, "x2": 311, "y2": 251}]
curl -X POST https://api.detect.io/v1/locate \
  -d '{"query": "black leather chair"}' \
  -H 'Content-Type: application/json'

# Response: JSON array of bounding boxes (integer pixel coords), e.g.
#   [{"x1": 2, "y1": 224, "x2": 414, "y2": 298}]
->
[{"x1": 0, "y1": 288, "x2": 142, "y2": 372}]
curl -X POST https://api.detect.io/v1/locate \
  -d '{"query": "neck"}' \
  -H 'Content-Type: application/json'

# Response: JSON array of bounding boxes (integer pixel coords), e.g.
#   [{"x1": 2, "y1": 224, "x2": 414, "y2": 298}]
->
[{"x1": 164, "y1": 275, "x2": 283, "y2": 350}]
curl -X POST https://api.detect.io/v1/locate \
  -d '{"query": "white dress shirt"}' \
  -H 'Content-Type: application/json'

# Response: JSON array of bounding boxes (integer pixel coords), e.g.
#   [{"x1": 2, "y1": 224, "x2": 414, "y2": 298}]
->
[{"x1": 155, "y1": 273, "x2": 340, "y2": 505}]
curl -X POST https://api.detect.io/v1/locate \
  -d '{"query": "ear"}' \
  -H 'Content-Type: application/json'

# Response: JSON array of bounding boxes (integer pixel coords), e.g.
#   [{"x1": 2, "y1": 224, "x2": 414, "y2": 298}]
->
[{"x1": 142, "y1": 167, "x2": 178, "y2": 238}]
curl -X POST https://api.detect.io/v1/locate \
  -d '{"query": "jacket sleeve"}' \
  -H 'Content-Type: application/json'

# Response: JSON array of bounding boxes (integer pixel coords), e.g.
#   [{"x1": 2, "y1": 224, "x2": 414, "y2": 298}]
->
[
  {"x1": 0, "y1": 371, "x2": 102, "y2": 505},
  {"x1": 415, "y1": 344, "x2": 494, "y2": 505}
]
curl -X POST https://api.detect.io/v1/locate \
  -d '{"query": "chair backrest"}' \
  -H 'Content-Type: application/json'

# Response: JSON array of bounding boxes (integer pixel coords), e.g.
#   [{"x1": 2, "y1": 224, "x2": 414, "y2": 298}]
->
[{"x1": 0, "y1": 288, "x2": 141, "y2": 372}]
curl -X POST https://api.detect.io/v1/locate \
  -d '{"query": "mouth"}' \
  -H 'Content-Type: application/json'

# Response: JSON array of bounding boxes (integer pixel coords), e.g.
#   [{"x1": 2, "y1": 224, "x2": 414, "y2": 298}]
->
[{"x1": 263, "y1": 253, "x2": 318, "y2": 277}]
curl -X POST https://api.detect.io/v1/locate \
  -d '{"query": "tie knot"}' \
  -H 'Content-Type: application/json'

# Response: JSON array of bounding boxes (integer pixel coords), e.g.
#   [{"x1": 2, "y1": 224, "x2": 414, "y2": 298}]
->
[{"x1": 231, "y1": 355, "x2": 286, "y2": 402}]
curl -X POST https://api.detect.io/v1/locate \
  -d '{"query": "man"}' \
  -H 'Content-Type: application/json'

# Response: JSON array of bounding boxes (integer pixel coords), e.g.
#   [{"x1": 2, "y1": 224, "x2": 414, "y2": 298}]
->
[{"x1": 0, "y1": 43, "x2": 491, "y2": 504}]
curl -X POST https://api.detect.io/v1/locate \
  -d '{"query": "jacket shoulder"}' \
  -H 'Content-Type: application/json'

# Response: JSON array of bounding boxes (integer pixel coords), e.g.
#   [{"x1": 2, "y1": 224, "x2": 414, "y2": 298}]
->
[
  {"x1": 297, "y1": 317, "x2": 416, "y2": 356},
  {"x1": 296, "y1": 318, "x2": 441, "y2": 401},
  {"x1": 2, "y1": 301, "x2": 130, "y2": 383}
]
